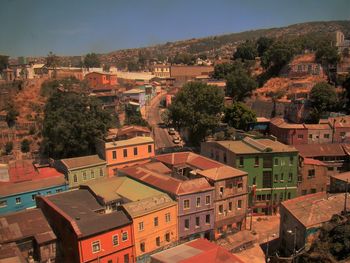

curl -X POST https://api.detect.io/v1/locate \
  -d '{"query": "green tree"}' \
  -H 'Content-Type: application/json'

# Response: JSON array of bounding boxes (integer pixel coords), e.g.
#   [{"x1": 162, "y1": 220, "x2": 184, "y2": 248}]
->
[
  {"x1": 5, "y1": 102, "x2": 19, "y2": 127},
  {"x1": 168, "y1": 82, "x2": 224, "y2": 145},
  {"x1": 316, "y1": 44, "x2": 340, "y2": 67},
  {"x1": 257, "y1": 37, "x2": 274, "y2": 57},
  {"x1": 21, "y1": 139, "x2": 31, "y2": 153},
  {"x1": 124, "y1": 105, "x2": 148, "y2": 127},
  {"x1": 225, "y1": 62, "x2": 257, "y2": 101},
  {"x1": 224, "y1": 102, "x2": 256, "y2": 130},
  {"x1": 0, "y1": 55, "x2": 9, "y2": 72},
  {"x1": 212, "y1": 63, "x2": 235, "y2": 79},
  {"x1": 266, "y1": 89, "x2": 286, "y2": 118},
  {"x1": 84, "y1": 53, "x2": 101, "y2": 68},
  {"x1": 45, "y1": 51, "x2": 59, "y2": 68},
  {"x1": 41, "y1": 90, "x2": 112, "y2": 159},
  {"x1": 309, "y1": 82, "x2": 338, "y2": 114},
  {"x1": 261, "y1": 41, "x2": 294, "y2": 70},
  {"x1": 343, "y1": 75, "x2": 350, "y2": 114},
  {"x1": 233, "y1": 41, "x2": 258, "y2": 61},
  {"x1": 4, "y1": 142, "x2": 13, "y2": 155}
]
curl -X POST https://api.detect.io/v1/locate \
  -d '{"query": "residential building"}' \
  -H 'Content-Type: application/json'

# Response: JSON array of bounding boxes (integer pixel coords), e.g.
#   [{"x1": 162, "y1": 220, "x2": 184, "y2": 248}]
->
[
  {"x1": 201, "y1": 137, "x2": 298, "y2": 215},
  {"x1": 80, "y1": 176, "x2": 178, "y2": 263},
  {"x1": 105, "y1": 126, "x2": 151, "y2": 141},
  {"x1": 150, "y1": 238, "x2": 244, "y2": 263},
  {"x1": 37, "y1": 189, "x2": 135, "y2": 263},
  {"x1": 0, "y1": 160, "x2": 68, "y2": 215},
  {"x1": 120, "y1": 161, "x2": 215, "y2": 241},
  {"x1": 285, "y1": 53, "x2": 324, "y2": 77},
  {"x1": 154, "y1": 152, "x2": 248, "y2": 239},
  {"x1": 297, "y1": 158, "x2": 329, "y2": 196},
  {"x1": 279, "y1": 193, "x2": 350, "y2": 256},
  {"x1": 304, "y1": 123, "x2": 333, "y2": 144},
  {"x1": 269, "y1": 118, "x2": 307, "y2": 145},
  {"x1": 295, "y1": 143, "x2": 350, "y2": 174},
  {"x1": 122, "y1": 89, "x2": 146, "y2": 108},
  {"x1": 96, "y1": 136, "x2": 155, "y2": 177},
  {"x1": 170, "y1": 66, "x2": 214, "y2": 85},
  {"x1": 327, "y1": 115, "x2": 350, "y2": 143},
  {"x1": 85, "y1": 72, "x2": 118, "y2": 89},
  {"x1": 54, "y1": 155, "x2": 107, "y2": 188},
  {"x1": 0, "y1": 209, "x2": 57, "y2": 263},
  {"x1": 329, "y1": 171, "x2": 350, "y2": 193},
  {"x1": 152, "y1": 64, "x2": 171, "y2": 78}
]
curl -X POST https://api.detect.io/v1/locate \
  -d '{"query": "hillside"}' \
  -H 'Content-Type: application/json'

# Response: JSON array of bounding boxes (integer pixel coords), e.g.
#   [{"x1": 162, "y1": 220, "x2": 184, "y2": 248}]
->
[{"x1": 23, "y1": 20, "x2": 350, "y2": 67}]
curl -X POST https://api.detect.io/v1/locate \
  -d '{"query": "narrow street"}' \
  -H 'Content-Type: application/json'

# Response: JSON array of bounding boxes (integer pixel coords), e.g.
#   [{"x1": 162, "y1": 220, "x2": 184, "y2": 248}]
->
[{"x1": 146, "y1": 92, "x2": 176, "y2": 150}]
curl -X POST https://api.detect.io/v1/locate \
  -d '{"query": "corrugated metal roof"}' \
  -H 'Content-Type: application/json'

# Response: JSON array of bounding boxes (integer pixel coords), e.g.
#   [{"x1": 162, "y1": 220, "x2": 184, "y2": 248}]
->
[
  {"x1": 104, "y1": 136, "x2": 154, "y2": 149},
  {"x1": 331, "y1": 171, "x2": 350, "y2": 183},
  {"x1": 295, "y1": 144, "x2": 346, "y2": 157},
  {"x1": 61, "y1": 155, "x2": 106, "y2": 170}
]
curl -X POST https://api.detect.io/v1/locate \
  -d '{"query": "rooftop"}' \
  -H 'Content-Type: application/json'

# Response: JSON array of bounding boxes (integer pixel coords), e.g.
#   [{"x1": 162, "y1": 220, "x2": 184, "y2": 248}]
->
[
  {"x1": 104, "y1": 136, "x2": 154, "y2": 149},
  {"x1": 270, "y1": 118, "x2": 305, "y2": 129},
  {"x1": 61, "y1": 155, "x2": 106, "y2": 170},
  {"x1": 45, "y1": 189, "x2": 131, "y2": 238},
  {"x1": 81, "y1": 176, "x2": 164, "y2": 203},
  {"x1": 303, "y1": 158, "x2": 326, "y2": 166},
  {"x1": 214, "y1": 137, "x2": 297, "y2": 155},
  {"x1": 121, "y1": 162, "x2": 214, "y2": 196},
  {"x1": 122, "y1": 194, "x2": 176, "y2": 218},
  {"x1": 281, "y1": 192, "x2": 350, "y2": 228},
  {"x1": 0, "y1": 209, "x2": 56, "y2": 244},
  {"x1": 331, "y1": 171, "x2": 350, "y2": 183},
  {"x1": 295, "y1": 144, "x2": 347, "y2": 157},
  {"x1": 123, "y1": 88, "x2": 145, "y2": 94},
  {"x1": 150, "y1": 238, "x2": 244, "y2": 263}
]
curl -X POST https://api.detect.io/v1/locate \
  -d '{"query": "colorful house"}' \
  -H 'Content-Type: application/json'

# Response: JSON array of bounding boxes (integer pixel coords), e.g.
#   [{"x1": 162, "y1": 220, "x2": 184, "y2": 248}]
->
[
  {"x1": 96, "y1": 136, "x2": 155, "y2": 177},
  {"x1": 0, "y1": 209, "x2": 57, "y2": 263},
  {"x1": 201, "y1": 137, "x2": 298, "y2": 215},
  {"x1": 54, "y1": 155, "x2": 107, "y2": 188},
  {"x1": 154, "y1": 152, "x2": 249, "y2": 239},
  {"x1": 120, "y1": 161, "x2": 215, "y2": 241},
  {"x1": 85, "y1": 72, "x2": 118, "y2": 89},
  {"x1": 37, "y1": 189, "x2": 135, "y2": 263},
  {"x1": 269, "y1": 118, "x2": 307, "y2": 145},
  {"x1": 80, "y1": 176, "x2": 178, "y2": 263},
  {"x1": 122, "y1": 89, "x2": 146, "y2": 108},
  {"x1": 0, "y1": 160, "x2": 68, "y2": 215},
  {"x1": 105, "y1": 126, "x2": 151, "y2": 141}
]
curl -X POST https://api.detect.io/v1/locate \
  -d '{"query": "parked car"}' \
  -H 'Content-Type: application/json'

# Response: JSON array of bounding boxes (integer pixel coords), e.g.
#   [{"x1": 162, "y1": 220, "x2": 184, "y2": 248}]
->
[
  {"x1": 168, "y1": 128, "x2": 176, "y2": 135},
  {"x1": 173, "y1": 138, "x2": 181, "y2": 144}
]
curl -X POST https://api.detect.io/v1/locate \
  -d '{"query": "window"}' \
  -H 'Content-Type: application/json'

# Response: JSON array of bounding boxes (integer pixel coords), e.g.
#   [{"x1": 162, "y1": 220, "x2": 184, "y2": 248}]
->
[
  {"x1": 256, "y1": 195, "x2": 261, "y2": 201},
  {"x1": 112, "y1": 150, "x2": 117, "y2": 159},
  {"x1": 219, "y1": 187, "x2": 224, "y2": 195},
  {"x1": 253, "y1": 177, "x2": 256, "y2": 185},
  {"x1": 210, "y1": 149, "x2": 214, "y2": 158},
  {"x1": 324, "y1": 134, "x2": 330, "y2": 139},
  {"x1": 165, "y1": 233, "x2": 170, "y2": 242},
  {"x1": 340, "y1": 132, "x2": 346, "y2": 137},
  {"x1": 263, "y1": 171, "x2": 273, "y2": 188},
  {"x1": 0, "y1": 200, "x2": 7, "y2": 208},
  {"x1": 124, "y1": 254, "x2": 129, "y2": 263},
  {"x1": 302, "y1": 190, "x2": 307, "y2": 196},
  {"x1": 205, "y1": 195, "x2": 210, "y2": 205},
  {"x1": 309, "y1": 134, "x2": 312, "y2": 139},
  {"x1": 289, "y1": 156, "x2": 294, "y2": 165},
  {"x1": 47, "y1": 191, "x2": 51, "y2": 195},
  {"x1": 92, "y1": 241, "x2": 100, "y2": 253},
  {"x1": 239, "y1": 156, "x2": 244, "y2": 167},
  {"x1": 165, "y1": 213, "x2": 171, "y2": 223},
  {"x1": 205, "y1": 214, "x2": 210, "y2": 224},
  {"x1": 139, "y1": 222, "x2": 144, "y2": 231},
  {"x1": 112, "y1": 235, "x2": 119, "y2": 246},
  {"x1": 310, "y1": 188, "x2": 317, "y2": 194},
  {"x1": 288, "y1": 173, "x2": 293, "y2": 182},
  {"x1": 228, "y1": 202, "x2": 232, "y2": 211},
  {"x1": 133, "y1": 147, "x2": 138, "y2": 156},
  {"x1": 274, "y1": 158, "x2": 279, "y2": 166},
  {"x1": 100, "y1": 168, "x2": 104, "y2": 177},
  {"x1": 148, "y1": 145, "x2": 152, "y2": 153},
  {"x1": 31, "y1": 194, "x2": 36, "y2": 201},
  {"x1": 308, "y1": 169, "x2": 315, "y2": 178},
  {"x1": 184, "y1": 199, "x2": 190, "y2": 209},
  {"x1": 223, "y1": 153, "x2": 227, "y2": 163},
  {"x1": 15, "y1": 197, "x2": 21, "y2": 204},
  {"x1": 140, "y1": 242, "x2": 145, "y2": 252},
  {"x1": 56, "y1": 189, "x2": 62, "y2": 193},
  {"x1": 274, "y1": 193, "x2": 277, "y2": 200},
  {"x1": 108, "y1": 260, "x2": 112, "y2": 263},
  {"x1": 287, "y1": 192, "x2": 291, "y2": 199},
  {"x1": 195, "y1": 217, "x2": 200, "y2": 227},
  {"x1": 73, "y1": 174, "x2": 77, "y2": 183},
  {"x1": 184, "y1": 219, "x2": 190, "y2": 230},
  {"x1": 123, "y1": 149, "x2": 128, "y2": 157},
  {"x1": 156, "y1": 237, "x2": 160, "y2": 246},
  {"x1": 255, "y1": 156, "x2": 259, "y2": 166},
  {"x1": 122, "y1": 232, "x2": 128, "y2": 242},
  {"x1": 218, "y1": 227, "x2": 223, "y2": 234},
  {"x1": 91, "y1": 170, "x2": 95, "y2": 179},
  {"x1": 274, "y1": 174, "x2": 278, "y2": 182},
  {"x1": 237, "y1": 183, "x2": 243, "y2": 190},
  {"x1": 219, "y1": 205, "x2": 223, "y2": 214},
  {"x1": 83, "y1": 172, "x2": 87, "y2": 181},
  {"x1": 267, "y1": 194, "x2": 271, "y2": 200},
  {"x1": 297, "y1": 134, "x2": 303, "y2": 139},
  {"x1": 154, "y1": 217, "x2": 159, "y2": 227},
  {"x1": 298, "y1": 175, "x2": 302, "y2": 182},
  {"x1": 280, "y1": 173, "x2": 284, "y2": 181},
  {"x1": 327, "y1": 167, "x2": 333, "y2": 171},
  {"x1": 196, "y1": 197, "x2": 201, "y2": 207}
]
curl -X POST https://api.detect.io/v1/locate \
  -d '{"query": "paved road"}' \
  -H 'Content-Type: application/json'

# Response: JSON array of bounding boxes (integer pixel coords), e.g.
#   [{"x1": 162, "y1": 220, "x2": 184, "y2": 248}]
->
[{"x1": 146, "y1": 93, "x2": 176, "y2": 149}]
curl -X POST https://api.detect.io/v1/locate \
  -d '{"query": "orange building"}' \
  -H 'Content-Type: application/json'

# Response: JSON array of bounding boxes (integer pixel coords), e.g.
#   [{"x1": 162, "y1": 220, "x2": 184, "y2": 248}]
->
[
  {"x1": 96, "y1": 136, "x2": 155, "y2": 176},
  {"x1": 85, "y1": 72, "x2": 118, "y2": 89},
  {"x1": 122, "y1": 194, "x2": 178, "y2": 262}
]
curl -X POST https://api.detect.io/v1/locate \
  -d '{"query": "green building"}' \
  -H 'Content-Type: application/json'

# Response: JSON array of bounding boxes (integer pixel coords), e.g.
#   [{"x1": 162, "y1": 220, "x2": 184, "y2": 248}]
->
[
  {"x1": 201, "y1": 137, "x2": 298, "y2": 214},
  {"x1": 55, "y1": 155, "x2": 107, "y2": 188}
]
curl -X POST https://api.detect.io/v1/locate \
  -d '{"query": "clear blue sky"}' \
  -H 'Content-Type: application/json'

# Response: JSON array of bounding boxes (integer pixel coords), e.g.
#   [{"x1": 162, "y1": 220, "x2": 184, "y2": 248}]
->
[{"x1": 0, "y1": 0, "x2": 349, "y2": 57}]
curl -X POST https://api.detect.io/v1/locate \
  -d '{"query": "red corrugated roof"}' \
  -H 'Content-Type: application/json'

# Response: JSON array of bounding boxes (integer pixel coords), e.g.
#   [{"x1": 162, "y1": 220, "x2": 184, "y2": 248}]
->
[{"x1": 303, "y1": 158, "x2": 326, "y2": 166}]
